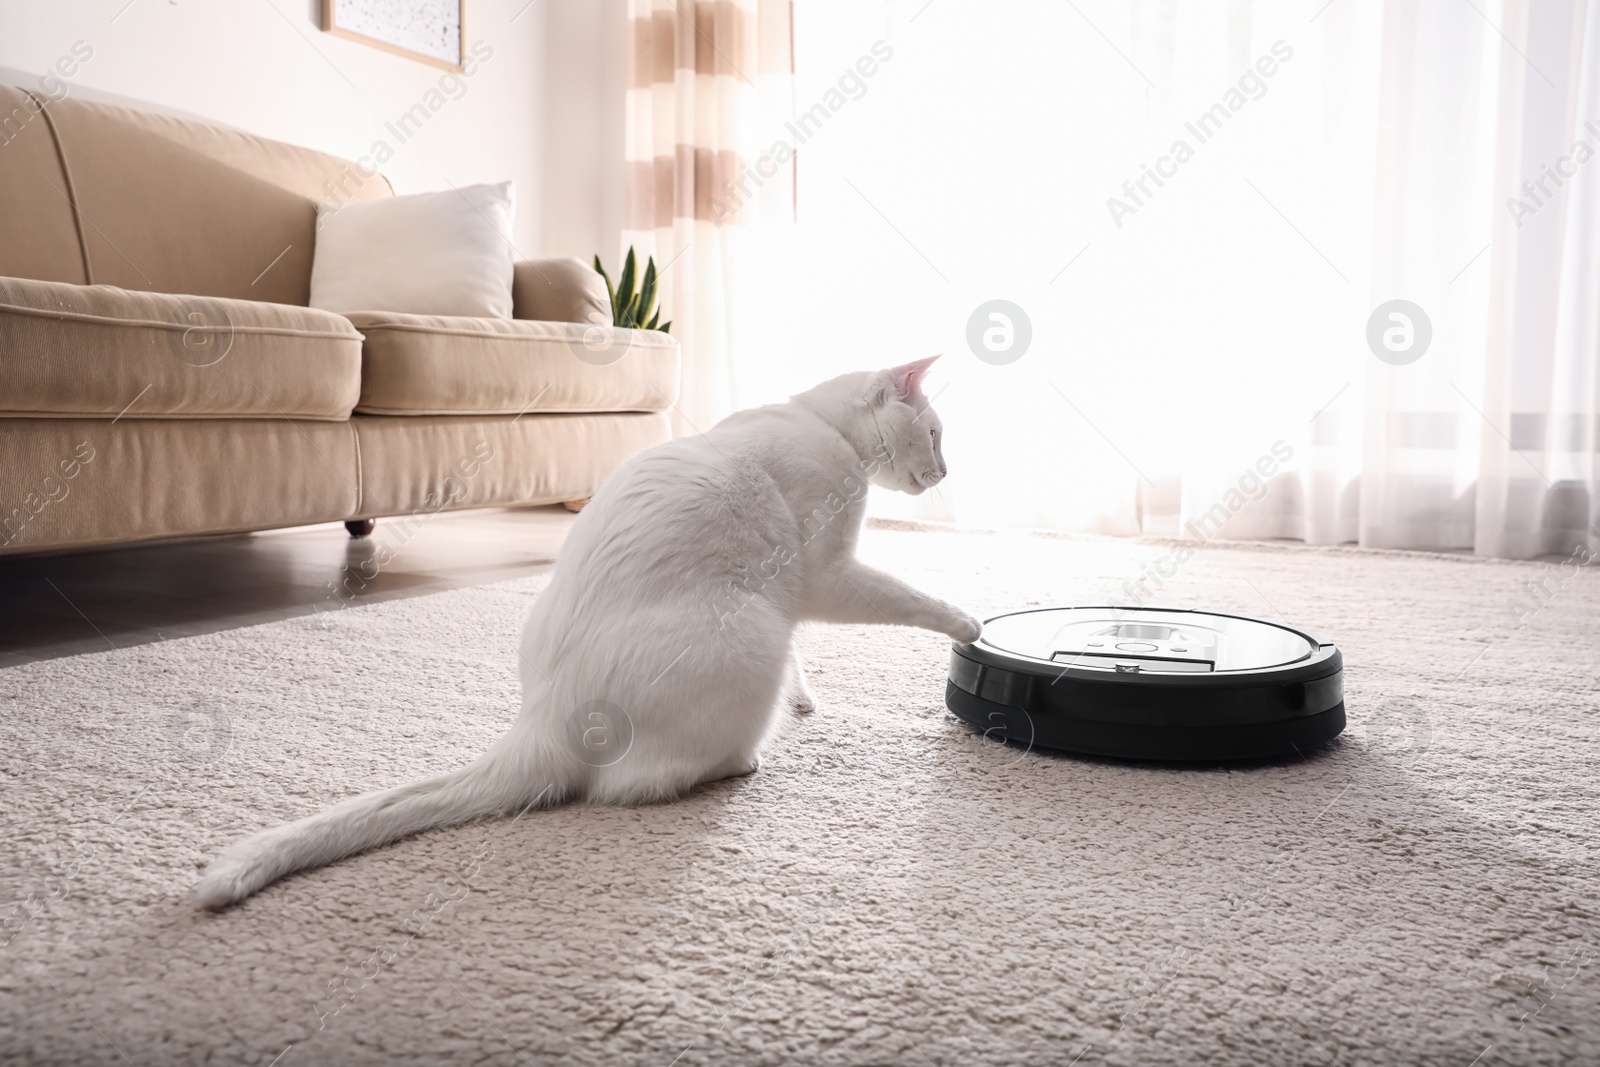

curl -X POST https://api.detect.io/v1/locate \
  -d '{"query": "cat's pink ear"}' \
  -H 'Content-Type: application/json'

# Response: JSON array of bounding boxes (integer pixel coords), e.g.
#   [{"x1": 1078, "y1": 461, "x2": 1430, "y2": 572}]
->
[{"x1": 886, "y1": 355, "x2": 939, "y2": 400}]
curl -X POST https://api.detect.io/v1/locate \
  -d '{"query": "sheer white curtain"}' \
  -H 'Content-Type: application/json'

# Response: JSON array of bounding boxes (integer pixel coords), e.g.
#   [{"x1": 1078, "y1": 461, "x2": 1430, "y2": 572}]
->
[
  {"x1": 732, "y1": 0, "x2": 1599, "y2": 561},
  {"x1": 622, "y1": 0, "x2": 794, "y2": 437},
  {"x1": 1473, "y1": 0, "x2": 1600, "y2": 559},
  {"x1": 1292, "y1": 0, "x2": 1600, "y2": 558}
]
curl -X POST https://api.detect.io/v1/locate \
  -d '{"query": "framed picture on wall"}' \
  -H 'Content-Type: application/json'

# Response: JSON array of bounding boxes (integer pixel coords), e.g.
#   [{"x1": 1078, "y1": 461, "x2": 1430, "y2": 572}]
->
[{"x1": 321, "y1": 0, "x2": 465, "y2": 73}]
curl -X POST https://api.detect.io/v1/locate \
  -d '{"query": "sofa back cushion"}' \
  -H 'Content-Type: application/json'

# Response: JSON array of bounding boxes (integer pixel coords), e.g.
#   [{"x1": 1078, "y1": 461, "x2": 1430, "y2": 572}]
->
[
  {"x1": 0, "y1": 84, "x2": 390, "y2": 306},
  {"x1": 0, "y1": 87, "x2": 86, "y2": 286}
]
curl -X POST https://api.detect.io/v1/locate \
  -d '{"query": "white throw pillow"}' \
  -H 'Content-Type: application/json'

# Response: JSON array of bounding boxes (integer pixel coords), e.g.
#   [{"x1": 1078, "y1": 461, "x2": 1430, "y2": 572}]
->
[{"x1": 310, "y1": 182, "x2": 516, "y2": 319}]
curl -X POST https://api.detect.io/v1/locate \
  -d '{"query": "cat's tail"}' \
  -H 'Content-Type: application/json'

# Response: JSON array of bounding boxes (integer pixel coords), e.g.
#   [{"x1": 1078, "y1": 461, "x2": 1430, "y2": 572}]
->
[{"x1": 195, "y1": 731, "x2": 568, "y2": 909}]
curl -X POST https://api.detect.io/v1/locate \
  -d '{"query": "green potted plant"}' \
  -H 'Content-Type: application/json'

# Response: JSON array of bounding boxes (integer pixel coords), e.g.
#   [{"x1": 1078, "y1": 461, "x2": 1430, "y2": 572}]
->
[{"x1": 593, "y1": 247, "x2": 672, "y2": 333}]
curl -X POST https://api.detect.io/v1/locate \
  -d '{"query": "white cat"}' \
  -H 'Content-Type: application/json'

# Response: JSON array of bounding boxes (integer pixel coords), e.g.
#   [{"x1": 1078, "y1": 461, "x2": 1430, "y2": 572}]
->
[{"x1": 197, "y1": 356, "x2": 980, "y2": 908}]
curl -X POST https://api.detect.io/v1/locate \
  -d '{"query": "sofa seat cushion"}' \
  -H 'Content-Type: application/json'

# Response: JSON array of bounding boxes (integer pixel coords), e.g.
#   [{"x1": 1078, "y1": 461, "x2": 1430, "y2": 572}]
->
[
  {"x1": 343, "y1": 312, "x2": 680, "y2": 416},
  {"x1": 0, "y1": 275, "x2": 364, "y2": 420}
]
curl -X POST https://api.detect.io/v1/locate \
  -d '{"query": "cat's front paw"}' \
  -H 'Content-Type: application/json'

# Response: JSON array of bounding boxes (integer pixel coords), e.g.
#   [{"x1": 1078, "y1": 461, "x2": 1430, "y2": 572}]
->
[{"x1": 947, "y1": 613, "x2": 982, "y2": 644}]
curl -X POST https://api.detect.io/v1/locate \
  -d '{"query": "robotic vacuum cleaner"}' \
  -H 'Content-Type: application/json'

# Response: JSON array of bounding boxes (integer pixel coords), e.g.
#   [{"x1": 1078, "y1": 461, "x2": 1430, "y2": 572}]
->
[{"x1": 946, "y1": 606, "x2": 1344, "y2": 761}]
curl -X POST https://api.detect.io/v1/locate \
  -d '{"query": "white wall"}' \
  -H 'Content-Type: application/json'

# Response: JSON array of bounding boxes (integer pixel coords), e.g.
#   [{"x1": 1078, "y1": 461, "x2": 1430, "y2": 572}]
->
[
  {"x1": 530, "y1": 0, "x2": 629, "y2": 265},
  {"x1": 0, "y1": 0, "x2": 622, "y2": 263}
]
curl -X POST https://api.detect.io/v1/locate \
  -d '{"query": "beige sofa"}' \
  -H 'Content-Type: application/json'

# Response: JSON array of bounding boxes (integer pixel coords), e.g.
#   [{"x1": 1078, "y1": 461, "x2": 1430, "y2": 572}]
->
[{"x1": 0, "y1": 85, "x2": 678, "y2": 556}]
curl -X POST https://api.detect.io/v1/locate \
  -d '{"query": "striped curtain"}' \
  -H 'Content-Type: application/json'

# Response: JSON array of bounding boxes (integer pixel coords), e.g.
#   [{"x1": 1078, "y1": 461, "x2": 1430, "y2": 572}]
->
[{"x1": 624, "y1": 0, "x2": 795, "y2": 435}]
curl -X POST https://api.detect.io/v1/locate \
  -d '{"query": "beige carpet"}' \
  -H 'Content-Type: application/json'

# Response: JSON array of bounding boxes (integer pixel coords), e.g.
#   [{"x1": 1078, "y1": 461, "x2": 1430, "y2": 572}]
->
[{"x1": 2, "y1": 528, "x2": 1597, "y2": 1066}]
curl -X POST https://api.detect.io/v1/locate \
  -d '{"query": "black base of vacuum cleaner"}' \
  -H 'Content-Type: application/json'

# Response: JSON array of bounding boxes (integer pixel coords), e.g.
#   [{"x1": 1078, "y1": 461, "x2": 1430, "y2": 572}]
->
[{"x1": 946, "y1": 606, "x2": 1345, "y2": 762}]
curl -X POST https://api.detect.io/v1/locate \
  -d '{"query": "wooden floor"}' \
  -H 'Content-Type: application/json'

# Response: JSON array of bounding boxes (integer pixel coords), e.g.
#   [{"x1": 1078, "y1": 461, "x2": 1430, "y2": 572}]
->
[{"x1": 0, "y1": 506, "x2": 577, "y2": 668}]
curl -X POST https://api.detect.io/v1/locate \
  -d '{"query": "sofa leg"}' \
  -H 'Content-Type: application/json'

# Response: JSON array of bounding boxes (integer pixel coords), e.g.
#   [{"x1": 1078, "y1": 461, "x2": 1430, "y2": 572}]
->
[
  {"x1": 562, "y1": 499, "x2": 589, "y2": 513},
  {"x1": 344, "y1": 519, "x2": 376, "y2": 538}
]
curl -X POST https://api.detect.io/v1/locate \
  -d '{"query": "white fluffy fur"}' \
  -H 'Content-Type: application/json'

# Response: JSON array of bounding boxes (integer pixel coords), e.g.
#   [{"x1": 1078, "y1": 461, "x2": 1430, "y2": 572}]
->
[{"x1": 196, "y1": 357, "x2": 978, "y2": 908}]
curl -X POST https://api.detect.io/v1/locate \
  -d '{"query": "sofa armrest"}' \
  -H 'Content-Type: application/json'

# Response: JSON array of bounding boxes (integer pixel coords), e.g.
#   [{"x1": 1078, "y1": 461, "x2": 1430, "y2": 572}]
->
[{"x1": 512, "y1": 257, "x2": 611, "y2": 325}]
